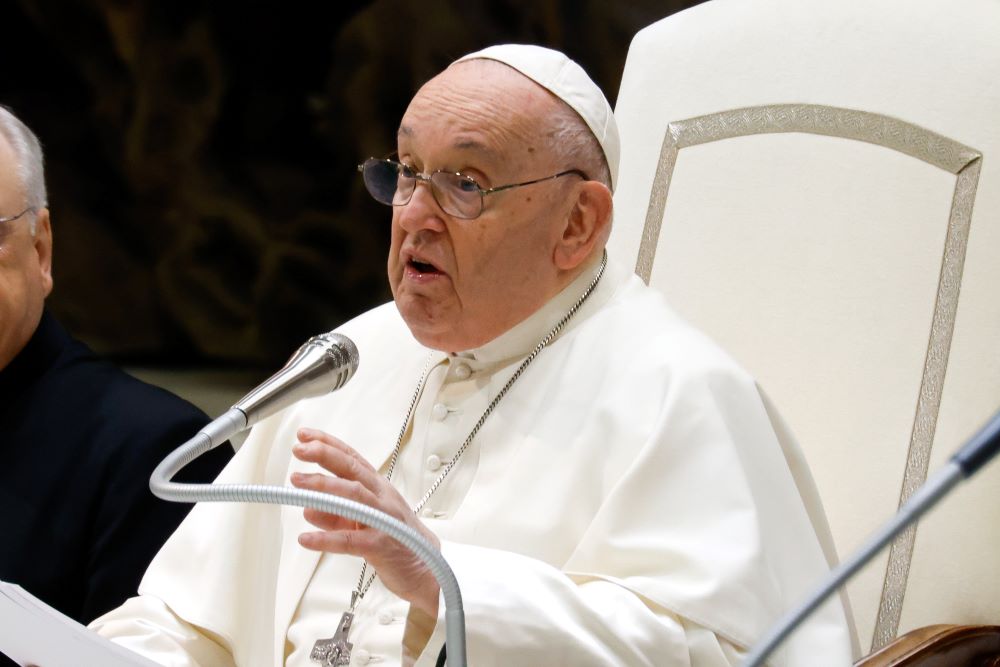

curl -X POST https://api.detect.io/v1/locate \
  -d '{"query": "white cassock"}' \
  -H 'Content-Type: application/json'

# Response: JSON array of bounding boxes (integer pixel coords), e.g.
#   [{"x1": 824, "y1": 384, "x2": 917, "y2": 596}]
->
[{"x1": 91, "y1": 254, "x2": 853, "y2": 666}]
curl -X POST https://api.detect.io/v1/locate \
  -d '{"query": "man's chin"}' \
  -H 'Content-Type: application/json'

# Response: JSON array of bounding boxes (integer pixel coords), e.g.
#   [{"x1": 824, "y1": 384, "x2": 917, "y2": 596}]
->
[{"x1": 395, "y1": 299, "x2": 456, "y2": 351}]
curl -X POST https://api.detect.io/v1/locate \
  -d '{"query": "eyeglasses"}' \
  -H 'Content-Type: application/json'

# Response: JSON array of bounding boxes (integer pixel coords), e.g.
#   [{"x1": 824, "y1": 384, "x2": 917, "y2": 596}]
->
[
  {"x1": 0, "y1": 207, "x2": 34, "y2": 226},
  {"x1": 0, "y1": 207, "x2": 34, "y2": 244},
  {"x1": 358, "y1": 158, "x2": 588, "y2": 220}
]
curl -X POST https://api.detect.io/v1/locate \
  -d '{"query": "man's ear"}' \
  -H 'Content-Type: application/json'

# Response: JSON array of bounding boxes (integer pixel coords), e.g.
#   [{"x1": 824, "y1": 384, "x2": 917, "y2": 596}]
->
[
  {"x1": 33, "y1": 208, "x2": 53, "y2": 297},
  {"x1": 553, "y1": 180, "x2": 613, "y2": 271}
]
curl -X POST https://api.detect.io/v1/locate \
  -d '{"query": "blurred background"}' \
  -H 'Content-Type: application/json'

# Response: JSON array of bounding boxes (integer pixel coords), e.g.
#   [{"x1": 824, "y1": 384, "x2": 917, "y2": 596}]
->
[{"x1": 1, "y1": 0, "x2": 701, "y2": 409}]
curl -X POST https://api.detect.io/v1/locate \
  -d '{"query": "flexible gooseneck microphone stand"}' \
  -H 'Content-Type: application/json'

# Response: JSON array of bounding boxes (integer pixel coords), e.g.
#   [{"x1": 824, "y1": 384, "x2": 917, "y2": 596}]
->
[{"x1": 149, "y1": 332, "x2": 468, "y2": 667}]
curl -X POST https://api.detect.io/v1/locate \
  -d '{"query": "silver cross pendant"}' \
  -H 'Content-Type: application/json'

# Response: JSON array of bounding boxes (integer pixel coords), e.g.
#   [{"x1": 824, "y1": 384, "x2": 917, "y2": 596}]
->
[{"x1": 310, "y1": 611, "x2": 354, "y2": 666}]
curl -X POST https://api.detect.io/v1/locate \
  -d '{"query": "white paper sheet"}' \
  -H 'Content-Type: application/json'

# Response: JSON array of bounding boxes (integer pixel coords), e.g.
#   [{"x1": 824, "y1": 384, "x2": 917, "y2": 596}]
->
[{"x1": 0, "y1": 581, "x2": 159, "y2": 667}]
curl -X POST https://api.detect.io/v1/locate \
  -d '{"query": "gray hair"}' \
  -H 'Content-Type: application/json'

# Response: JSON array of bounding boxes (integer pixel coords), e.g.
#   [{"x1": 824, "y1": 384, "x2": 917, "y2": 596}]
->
[
  {"x1": 0, "y1": 105, "x2": 48, "y2": 234},
  {"x1": 544, "y1": 102, "x2": 612, "y2": 190}
]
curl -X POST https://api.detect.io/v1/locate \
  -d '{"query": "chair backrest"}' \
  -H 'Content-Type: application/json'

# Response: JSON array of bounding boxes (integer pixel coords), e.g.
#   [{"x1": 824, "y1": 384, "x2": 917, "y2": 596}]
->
[{"x1": 609, "y1": 0, "x2": 1000, "y2": 656}]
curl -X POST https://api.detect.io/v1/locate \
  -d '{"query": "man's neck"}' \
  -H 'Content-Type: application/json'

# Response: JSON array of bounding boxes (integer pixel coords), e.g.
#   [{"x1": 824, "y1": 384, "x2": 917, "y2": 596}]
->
[{"x1": 449, "y1": 250, "x2": 611, "y2": 366}]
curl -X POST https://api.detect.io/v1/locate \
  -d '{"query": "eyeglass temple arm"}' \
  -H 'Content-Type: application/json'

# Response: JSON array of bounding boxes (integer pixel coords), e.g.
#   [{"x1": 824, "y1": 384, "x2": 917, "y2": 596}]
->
[{"x1": 483, "y1": 169, "x2": 589, "y2": 196}]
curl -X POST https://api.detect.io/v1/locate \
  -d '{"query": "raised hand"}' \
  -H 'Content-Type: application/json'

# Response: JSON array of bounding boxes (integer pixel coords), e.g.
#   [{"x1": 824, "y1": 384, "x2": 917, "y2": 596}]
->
[{"x1": 289, "y1": 428, "x2": 441, "y2": 618}]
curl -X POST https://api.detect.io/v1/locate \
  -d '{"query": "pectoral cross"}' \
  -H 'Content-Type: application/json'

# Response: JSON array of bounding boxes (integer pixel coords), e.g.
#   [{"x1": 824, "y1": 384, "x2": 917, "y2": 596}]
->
[{"x1": 310, "y1": 611, "x2": 354, "y2": 666}]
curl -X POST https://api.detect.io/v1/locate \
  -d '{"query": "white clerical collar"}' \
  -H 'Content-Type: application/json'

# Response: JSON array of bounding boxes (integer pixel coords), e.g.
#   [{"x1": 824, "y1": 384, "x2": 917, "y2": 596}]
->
[{"x1": 450, "y1": 251, "x2": 629, "y2": 369}]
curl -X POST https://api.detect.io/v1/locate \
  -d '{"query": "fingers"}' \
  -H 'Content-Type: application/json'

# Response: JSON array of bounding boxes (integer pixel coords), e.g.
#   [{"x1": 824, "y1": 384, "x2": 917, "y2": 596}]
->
[
  {"x1": 287, "y1": 431, "x2": 441, "y2": 612},
  {"x1": 290, "y1": 471, "x2": 379, "y2": 507},
  {"x1": 296, "y1": 427, "x2": 376, "y2": 472},
  {"x1": 302, "y1": 507, "x2": 360, "y2": 531},
  {"x1": 292, "y1": 428, "x2": 381, "y2": 489},
  {"x1": 298, "y1": 528, "x2": 379, "y2": 555}
]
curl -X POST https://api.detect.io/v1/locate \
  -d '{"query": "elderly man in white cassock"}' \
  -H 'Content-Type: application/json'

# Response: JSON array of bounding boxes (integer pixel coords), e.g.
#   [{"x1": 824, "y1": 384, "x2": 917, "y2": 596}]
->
[{"x1": 91, "y1": 45, "x2": 853, "y2": 666}]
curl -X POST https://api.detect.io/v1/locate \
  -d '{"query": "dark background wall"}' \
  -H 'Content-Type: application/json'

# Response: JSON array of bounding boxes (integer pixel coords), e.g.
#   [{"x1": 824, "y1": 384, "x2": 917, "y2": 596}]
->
[{"x1": 1, "y1": 0, "x2": 700, "y2": 369}]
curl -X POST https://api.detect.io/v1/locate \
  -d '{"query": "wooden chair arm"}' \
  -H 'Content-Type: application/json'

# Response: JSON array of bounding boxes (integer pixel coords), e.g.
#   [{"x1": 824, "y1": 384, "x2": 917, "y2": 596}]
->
[{"x1": 855, "y1": 624, "x2": 1000, "y2": 666}]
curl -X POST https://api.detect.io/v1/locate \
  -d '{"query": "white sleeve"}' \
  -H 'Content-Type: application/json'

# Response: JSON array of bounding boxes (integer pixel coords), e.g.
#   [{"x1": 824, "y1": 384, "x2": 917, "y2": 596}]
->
[
  {"x1": 90, "y1": 595, "x2": 236, "y2": 667},
  {"x1": 407, "y1": 541, "x2": 745, "y2": 667}
]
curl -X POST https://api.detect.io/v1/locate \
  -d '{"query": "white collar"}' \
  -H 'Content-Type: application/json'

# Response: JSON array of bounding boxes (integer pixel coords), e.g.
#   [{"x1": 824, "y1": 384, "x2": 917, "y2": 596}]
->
[{"x1": 447, "y1": 252, "x2": 628, "y2": 370}]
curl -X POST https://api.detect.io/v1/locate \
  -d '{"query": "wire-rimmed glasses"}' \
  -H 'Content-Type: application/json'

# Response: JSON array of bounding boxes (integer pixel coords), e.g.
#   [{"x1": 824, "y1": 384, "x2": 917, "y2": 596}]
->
[
  {"x1": 358, "y1": 158, "x2": 587, "y2": 220},
  {"x1": 0, "y1": 206, "x2": 35, "y2": 226},
  {"x1": 0, "y1": 206, "x2": 35, "y2": 243}
]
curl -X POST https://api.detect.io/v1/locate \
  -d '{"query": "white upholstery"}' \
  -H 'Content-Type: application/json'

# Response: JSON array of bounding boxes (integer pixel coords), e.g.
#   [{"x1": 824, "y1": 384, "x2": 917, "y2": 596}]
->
[{"x1": 609, "y1": 0, "x2": 1000, "y2": 656}]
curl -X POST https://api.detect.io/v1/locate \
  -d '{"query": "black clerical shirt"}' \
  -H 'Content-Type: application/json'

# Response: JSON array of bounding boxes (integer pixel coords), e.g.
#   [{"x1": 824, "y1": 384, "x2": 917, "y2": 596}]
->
[{"x1": 0, "y1": 311, "x2": 232, "y2": 633}]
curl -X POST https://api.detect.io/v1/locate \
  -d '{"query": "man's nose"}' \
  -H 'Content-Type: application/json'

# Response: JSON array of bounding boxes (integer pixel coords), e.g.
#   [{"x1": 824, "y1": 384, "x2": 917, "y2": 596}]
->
[{"x1": 395, "y1": 180, "x2": 447, "y2": 232}]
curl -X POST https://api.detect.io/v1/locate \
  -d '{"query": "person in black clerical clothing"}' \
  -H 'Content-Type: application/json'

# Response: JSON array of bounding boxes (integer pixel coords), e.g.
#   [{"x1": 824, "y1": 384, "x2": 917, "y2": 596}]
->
[{"x1": 0, "y1": 104, "x2": 233, "y2": 645}]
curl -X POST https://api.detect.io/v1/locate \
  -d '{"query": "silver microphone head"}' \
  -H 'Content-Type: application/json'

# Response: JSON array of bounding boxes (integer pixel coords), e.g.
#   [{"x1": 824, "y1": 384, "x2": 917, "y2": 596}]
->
[
  {"x1": 302, "y1": 332, "x2": 360, "y2": 392},
  {"x1": 233, "y1": 331, "x2": 360, "y2": 427}
]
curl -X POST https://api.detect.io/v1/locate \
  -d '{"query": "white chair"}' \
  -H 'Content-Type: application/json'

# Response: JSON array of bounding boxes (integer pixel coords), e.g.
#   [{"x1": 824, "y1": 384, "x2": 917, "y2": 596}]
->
[{"x1": 609, "y1": 0, "x2": 1000, "y2": 660}]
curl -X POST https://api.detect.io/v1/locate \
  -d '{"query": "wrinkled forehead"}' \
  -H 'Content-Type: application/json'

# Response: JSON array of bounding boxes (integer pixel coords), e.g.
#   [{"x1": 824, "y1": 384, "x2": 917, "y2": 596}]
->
[{"x1": 398, "y1": 61, "x2": 561, "y2": 168}]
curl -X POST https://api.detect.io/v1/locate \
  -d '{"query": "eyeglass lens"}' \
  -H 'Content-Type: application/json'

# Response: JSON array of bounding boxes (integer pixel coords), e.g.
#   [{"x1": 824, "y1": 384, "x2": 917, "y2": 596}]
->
[{"x1": 363, "y1": 160, "x2": 482, "y2": 219}]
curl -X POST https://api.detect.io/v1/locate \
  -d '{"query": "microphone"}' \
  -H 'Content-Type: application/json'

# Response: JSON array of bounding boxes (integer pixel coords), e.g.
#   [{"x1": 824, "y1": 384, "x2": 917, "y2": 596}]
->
[
  {"x1": 151, "y1": 330, "x2": 359, "y2": 484},
  {"x1": 147, "y1": 332, "x2": 469, "y2": 665},
  {"x1": 235, "y1": 331, "x2": 360, "y2": 429},
  {"x1": 185, "y1": 332, "x2": 361, "y2": 449},
  {"x1": 743, "y1": 407, "x2": 1000, "y2": 666}
]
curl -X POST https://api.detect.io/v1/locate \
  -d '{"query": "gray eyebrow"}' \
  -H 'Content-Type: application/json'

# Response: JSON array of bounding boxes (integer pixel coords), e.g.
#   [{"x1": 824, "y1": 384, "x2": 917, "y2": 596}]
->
[{"x1": 453, "y1": 138, "x2": 495, "y2": 156}]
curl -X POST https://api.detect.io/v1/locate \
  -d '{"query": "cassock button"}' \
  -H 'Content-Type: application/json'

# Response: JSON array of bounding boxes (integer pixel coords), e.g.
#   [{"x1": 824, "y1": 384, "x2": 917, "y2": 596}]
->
[
  {"x1": 426, "y1": 454, "x2": 442, "y2": 471},
  {"x1": 355, "y1": 648, "x2": 372, "y2": 664},
  {"x1": 453, "y1": 362, "x2": 472, "y2": 380},
  {"x1": 378, "y1": 610, "x2": 394, "y2": 625},
  {"x1": 431, "y1": 403, "x2": 449, "y2": 421}
]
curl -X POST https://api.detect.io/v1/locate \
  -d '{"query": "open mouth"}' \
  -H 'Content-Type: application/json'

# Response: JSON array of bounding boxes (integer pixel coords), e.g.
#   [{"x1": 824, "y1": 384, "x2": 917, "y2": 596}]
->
[{"x1": 409, "y1": 258, "x2": 441, "y2": 275}]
